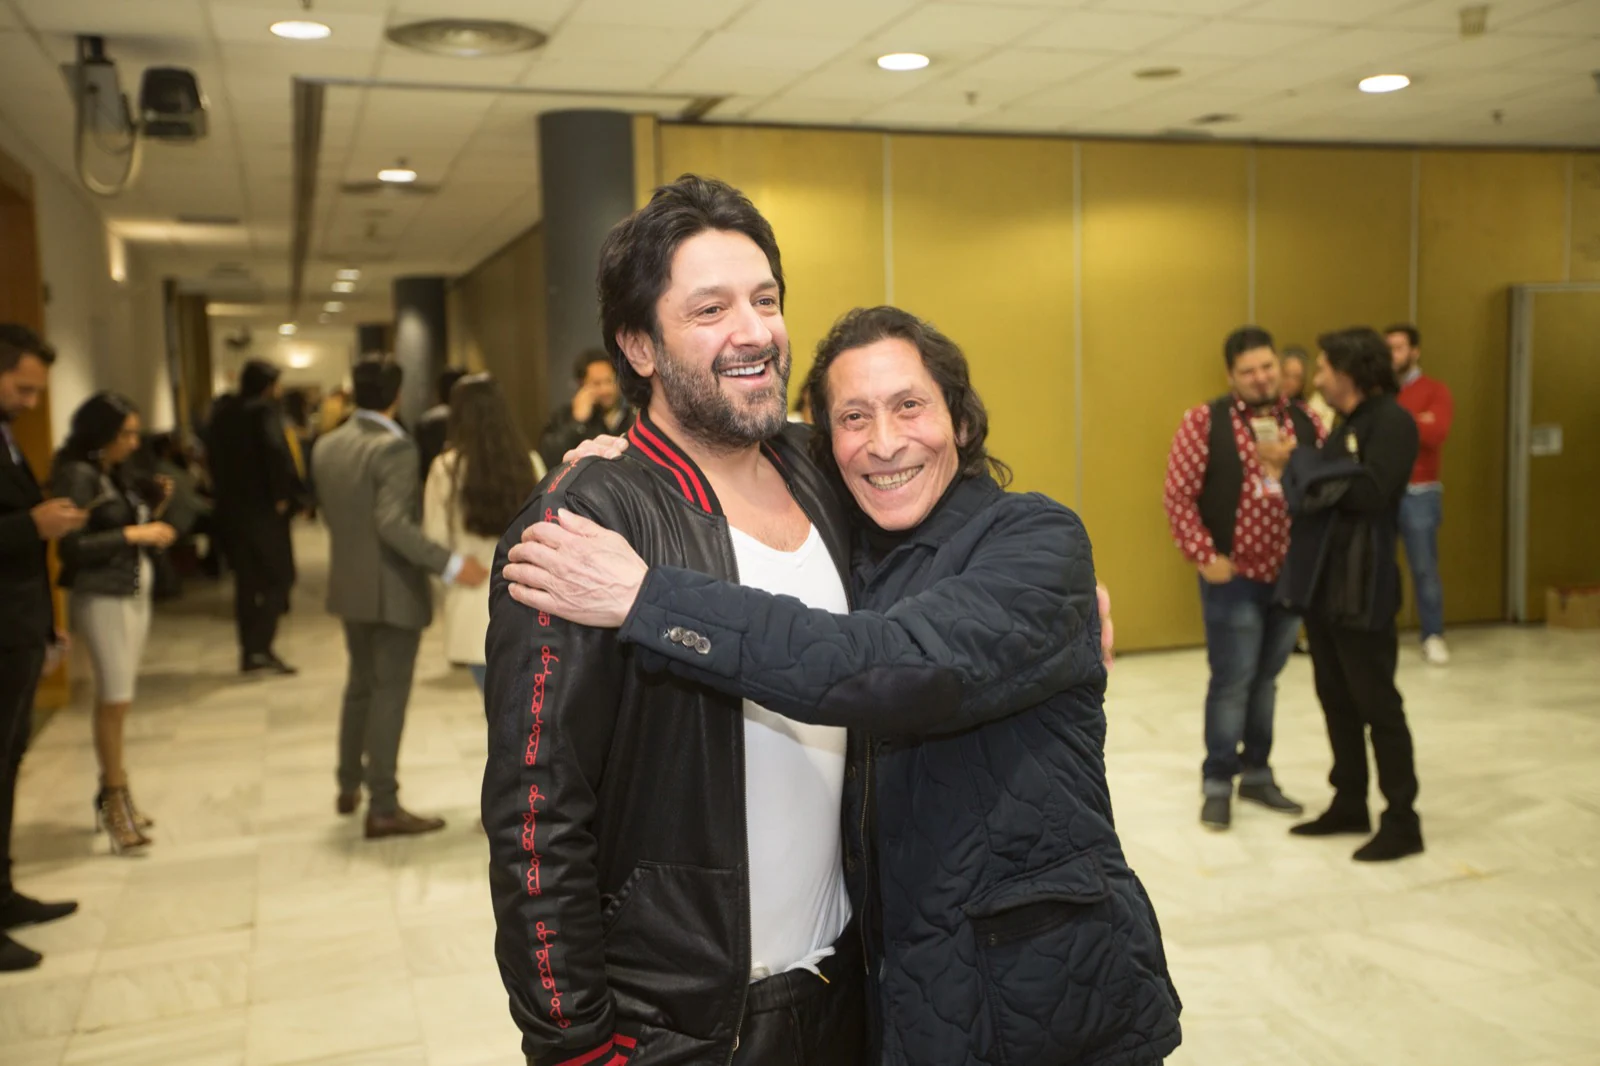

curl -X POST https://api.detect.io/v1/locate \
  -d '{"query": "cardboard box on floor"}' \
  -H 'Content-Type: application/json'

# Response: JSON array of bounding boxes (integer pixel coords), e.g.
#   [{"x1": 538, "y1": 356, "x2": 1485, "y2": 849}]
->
[{"x1": 1547, "y1": 586, "x2": 1600, "y2": 628}]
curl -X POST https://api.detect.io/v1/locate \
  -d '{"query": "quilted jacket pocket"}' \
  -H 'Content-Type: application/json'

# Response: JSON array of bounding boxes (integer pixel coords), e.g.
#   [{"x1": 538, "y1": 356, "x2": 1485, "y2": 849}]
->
[{"x1": 966, "y1": 851, "x2": 1140, "y2": 1066}]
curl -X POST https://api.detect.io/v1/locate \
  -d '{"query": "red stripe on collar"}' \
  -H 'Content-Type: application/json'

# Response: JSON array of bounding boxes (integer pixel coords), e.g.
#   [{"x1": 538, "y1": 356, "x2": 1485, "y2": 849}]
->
[
  {"x1": 632, "y1": 419, "x2": 713, "y2": 512},
  {"x1": 625, "y1": 426, "x2": 698, "y2": 509}
]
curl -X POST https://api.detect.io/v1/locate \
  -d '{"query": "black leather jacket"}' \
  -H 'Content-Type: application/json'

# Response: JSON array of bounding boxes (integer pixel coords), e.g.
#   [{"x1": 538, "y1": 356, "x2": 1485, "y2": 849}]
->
[
  {"x1": 483, "y1": 413, "x2": 858, "y2": 1066},
  {"x1": 51, "y1": 458, "x2": 151, "y2": 597}
]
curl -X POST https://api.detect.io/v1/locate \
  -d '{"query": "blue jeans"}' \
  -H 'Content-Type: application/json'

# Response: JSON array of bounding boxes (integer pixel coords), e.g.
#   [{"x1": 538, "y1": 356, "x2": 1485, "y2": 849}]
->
[
  {"x1": 468, "y1": 663, "x2": 487, "y2": 692},
  {"x1": 1398, "y1": 487, "x2": 1445, "y2": 640},
  {"x1": 1200, "y1": 576, "x2": 1301, "y2": 794}
]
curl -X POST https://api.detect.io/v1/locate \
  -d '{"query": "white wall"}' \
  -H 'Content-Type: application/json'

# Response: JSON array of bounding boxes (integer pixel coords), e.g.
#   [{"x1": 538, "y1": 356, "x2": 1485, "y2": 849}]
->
[
  {"x1": 0, "y1": 115, "x2": 172, "y2": 442},
  {"x1": 208, "y1": 321, "x2": 355, "y2": 399}
]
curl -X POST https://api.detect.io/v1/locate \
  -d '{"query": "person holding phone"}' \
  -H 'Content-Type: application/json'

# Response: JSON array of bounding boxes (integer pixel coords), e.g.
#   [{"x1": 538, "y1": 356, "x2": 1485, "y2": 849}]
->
[
  {"x1": 51, "y1": 392, "x2": 175, "y2": 855},
  {"x1": 1163, "y1": 327, "x2": 1325, "y2": 831}
]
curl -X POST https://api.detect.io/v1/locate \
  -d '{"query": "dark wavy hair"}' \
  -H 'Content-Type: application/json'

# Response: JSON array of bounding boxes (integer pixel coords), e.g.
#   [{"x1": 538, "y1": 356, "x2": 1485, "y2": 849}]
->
[
  {"x1": 803, "y1": 306, "x2": 1012, "y2": 487},
  {"x1": 597, "y1": 175, "x2": 785, "y2": 409},
  {"x1": 58, "y1": 391, "x2": 138, "y2": 465},
  {"x1": 0, "y1": 323, "x2": 54, "y2": 373},
  {"x1": 446, "y1": 374, "x2": 537, "y2": 539},
  {"x1": 1318, "y1": 327, "x2": 1399, "y2": 397}
]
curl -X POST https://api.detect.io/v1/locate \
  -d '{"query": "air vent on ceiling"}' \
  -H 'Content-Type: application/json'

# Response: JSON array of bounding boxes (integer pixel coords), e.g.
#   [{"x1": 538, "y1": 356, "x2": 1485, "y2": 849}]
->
[
  {"x1": 386, "y1": 19, "x2": 548, "y2": 58},
  {"x1": 1134, "y1": 67, "x2": 1183, "y2": 81},
  {"x1": 1459, "y1": 4, "x2": 1489, "y2": 38},
  {"x1": 1193, "y1": 113, "x2": 1239, "y2": 126}
]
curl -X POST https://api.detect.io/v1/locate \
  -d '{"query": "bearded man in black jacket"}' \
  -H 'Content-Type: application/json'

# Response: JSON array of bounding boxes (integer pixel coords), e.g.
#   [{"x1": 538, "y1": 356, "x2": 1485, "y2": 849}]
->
[{"x1": 1266, "y1": 327, "x2": 1423, "y2": 863}]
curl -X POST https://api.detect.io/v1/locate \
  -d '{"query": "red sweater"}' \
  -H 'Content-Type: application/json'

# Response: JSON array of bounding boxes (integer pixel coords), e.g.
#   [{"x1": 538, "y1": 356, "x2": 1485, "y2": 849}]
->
[{"x1": 1398, "y1": 372, "x2": 1453, "y2": 484}]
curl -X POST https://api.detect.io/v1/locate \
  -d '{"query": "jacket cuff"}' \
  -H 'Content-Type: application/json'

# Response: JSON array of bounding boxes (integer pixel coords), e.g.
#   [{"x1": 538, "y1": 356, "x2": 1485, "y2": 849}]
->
[
  {"x1": 532, "y1": 1033, "x2": 638, "y2": 1066},
  {"x1": 619, "y1": 567, "x2": 742, "y2": 678}
]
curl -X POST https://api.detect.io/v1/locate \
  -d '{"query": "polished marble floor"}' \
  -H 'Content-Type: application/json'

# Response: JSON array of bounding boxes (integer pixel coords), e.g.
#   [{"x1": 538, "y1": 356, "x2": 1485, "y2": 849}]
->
[{"x1": 3, "y1": 524, "x2": 1598, "y2": 1065}]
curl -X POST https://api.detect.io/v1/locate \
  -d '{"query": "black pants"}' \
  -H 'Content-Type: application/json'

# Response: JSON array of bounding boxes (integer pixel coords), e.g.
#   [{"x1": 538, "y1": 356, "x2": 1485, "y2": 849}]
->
[
  {"x1": 733, "y1": 923, "x2": 868, "y2": 1066},
  {"x1": 234, "y1": 568, "x2": 287, "y2": 660},
  {"x1": 1305, "y1": 617, "x2": 1419, "y2": 824},
  {"x1": 0, "y1": 646, "x2": 45, "y2": 902}
]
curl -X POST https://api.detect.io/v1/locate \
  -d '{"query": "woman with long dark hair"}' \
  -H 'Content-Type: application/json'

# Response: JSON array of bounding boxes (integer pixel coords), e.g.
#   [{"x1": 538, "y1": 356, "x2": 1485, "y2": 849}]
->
[
  {"x1": 422, "y1": 374, "x2": 543, "y2": 690},
  {"x1": 51, "y1": 392, "x2": 176, "y2": 854}
]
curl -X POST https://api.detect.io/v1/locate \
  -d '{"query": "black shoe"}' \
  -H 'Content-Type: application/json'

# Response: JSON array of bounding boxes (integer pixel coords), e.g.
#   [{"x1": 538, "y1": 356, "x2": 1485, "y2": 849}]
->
[
  {"x1": 0, "y1": 893, "x2": 79, "y2": 930},
  {"x1": 1353, "y1": 816, "x2": 1425, "y2": 862},
  {"x1": 1238, "y1": 781, "x2": 1305, "y2": 815},
  {"x1": 1290, "y1": 805, "x2": 1371, "y2": 837},
  {"x1": 0, "y1": 931, "x2": 42, "y2": 971},
  {"x1": 1200, "y1": 794, "x2": 1231, "y2": 831},
  {"x1": 242, "y1": 653, "x2": 297, "y2": 676}
]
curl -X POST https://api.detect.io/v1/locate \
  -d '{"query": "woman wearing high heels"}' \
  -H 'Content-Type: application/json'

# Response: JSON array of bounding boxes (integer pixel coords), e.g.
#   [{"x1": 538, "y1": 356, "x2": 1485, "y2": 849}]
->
[{"x1": 51, "y1": 392, "x2": 175, "y2": 854}]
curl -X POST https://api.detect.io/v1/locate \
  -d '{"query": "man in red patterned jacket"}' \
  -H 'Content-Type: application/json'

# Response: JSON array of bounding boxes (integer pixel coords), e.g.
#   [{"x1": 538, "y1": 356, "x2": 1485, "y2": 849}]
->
[{"x1": 1164, "y1": 326, "x2": 1326, "y2": 831}]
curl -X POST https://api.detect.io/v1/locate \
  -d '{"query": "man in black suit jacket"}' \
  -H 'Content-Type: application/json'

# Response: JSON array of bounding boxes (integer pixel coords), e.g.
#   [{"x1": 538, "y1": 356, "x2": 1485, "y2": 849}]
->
[{"x1": 0, "y1": 324, "x2": 85, "y2": 971}]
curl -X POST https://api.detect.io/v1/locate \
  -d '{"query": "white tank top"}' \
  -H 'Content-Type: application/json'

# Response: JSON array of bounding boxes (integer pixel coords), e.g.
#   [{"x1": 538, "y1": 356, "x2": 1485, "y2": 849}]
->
[{"x1": 729, "y1": 523, "x2": 852, "y2": 980}]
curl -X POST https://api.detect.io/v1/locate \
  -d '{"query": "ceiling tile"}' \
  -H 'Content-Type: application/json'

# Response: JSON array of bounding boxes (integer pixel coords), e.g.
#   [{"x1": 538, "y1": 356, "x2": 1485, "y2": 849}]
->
[
  {"x1": 540, "y1": 22, "x2": 703, "y2": 65},
  {"x1": 671, "y1": 31, "x2": 855, "y2": 72},
  {"x1": 519, "y1": 57, "x2": 684, "y2": 92},
  {"x1": 654, "y1": 63, "x2": 799, "y2": 96},
  {"x1": 1497, "y1": 0, "x2": 1600, "y2": 36},
  {"x1": 374, "y1": 50, "x2": 541, "y2": 85},
  {"x1": 869, "y1": 3, "x2": 1060, "y2": 50},
  {"x1": 1371, "y1": 0, "x2": 1573, "y2": 33},
  {"x1": 1023, "y1": 55, "x2": 1234, "y2": 110},
  {"x1": 862, "y1": 100, "x2": 991, "y2": 128},
  {"x1": 389, "y1": 0, "x2": 580, "y2": 22},
  {"x1": 783, "y1": 49, "x2": 947, "y2": 103},
  {"x1": 743, "y1": 96, "x2": 877, "y2": 124},
  {"x1": 567, "y1": 0, "x2": 750, "y2": 31},
  {"x1": 1235, "y1": 0, "x2": 1434, "y2": 24},
  {"x1": 1406, "y1": 33, "x2": 1576, "y2": 71},
  {"x1": 1030, "y1": 9, "x2": 1203, "y2": 52},
  {"x1": 15, "y1": 0, "x2": 208, "y2": 37},
  {"x1": 1092, "y1": 0, "x2": 1257, "y2": 13},
  {"x1": 1155, "y1": 18, "x2": 1333, "y2": 57},
  {"x1": 947, "y1": 48, "x2": 1113, "y2": 85},
  {"x1": 727, "y1": 0, "x2": 914, "y2": 39}
]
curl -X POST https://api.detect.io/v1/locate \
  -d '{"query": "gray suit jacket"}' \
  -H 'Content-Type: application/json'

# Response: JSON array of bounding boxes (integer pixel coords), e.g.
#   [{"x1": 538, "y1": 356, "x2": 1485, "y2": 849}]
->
[{"x1": 311, "y1": 414, "x2": 451, "y2": 630}]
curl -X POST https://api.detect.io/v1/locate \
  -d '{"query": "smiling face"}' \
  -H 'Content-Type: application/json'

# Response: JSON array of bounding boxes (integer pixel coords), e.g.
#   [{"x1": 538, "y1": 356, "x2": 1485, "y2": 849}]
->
[
  {"x1": 1229, "y1": 345, "x2": 1281, "y2": 407},
  {"x1": 620, "y1": 228, "x2": 791, "y2": 450},
  {"x1": 826, "y1": 336, "x2": 962, "y2": 531}
]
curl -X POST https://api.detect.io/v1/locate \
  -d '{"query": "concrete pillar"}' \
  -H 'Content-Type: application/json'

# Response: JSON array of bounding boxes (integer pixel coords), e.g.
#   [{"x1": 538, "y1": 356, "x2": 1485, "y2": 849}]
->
[
  {"x1": 356, "y1": 321, "x2": 391, "y2": 358},
  {"x1": 391, "y1": 276, "x2": 447, "y2": 426},
  {"x1": 538, "y1": 110, "x2": 635, "y2": 415}
]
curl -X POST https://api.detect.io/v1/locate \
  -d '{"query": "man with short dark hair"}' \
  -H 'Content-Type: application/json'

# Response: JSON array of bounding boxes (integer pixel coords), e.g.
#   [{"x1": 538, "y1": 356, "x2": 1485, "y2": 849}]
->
[
  {"x1": 414, "y1": 366, "x2": 468, "y2": 484},
  {"x1": 206, "y1": 359, "x2": 304, "y2": 675},
  {"x1": 1164, "y1": 326, "x2": 1324, "y2": 831},
  {"x1": 536, "y1": 348, "x2": 627, "y2": 471},
  {"x1": 313, "y1": 359, "x2": 489, "y2": 837},
  {"x1": 1273, "y1": 328, "x2": 1423, "y2": 862},
  {"x1": 1385, "y1": 324, "x2": 1454, "y2": 666},
  {"x1": 484, "y1": 176, "x2": 865, "y2": 1065},
  {"x1": 0, "y1": 324, "x2": 85, "y2": 971}
]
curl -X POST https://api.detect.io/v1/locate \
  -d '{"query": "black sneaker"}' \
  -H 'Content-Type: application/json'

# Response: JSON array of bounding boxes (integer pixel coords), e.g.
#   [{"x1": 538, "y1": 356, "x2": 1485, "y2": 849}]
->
[
  {"x1": 0, "y1": 931, "x2": 42, "y2": 971},
  {"x1": 242, "y1": 653, "x2": 297, "y2": 677},
  {"x1": 1238, "y1": 781, "x2": 1305, "y2": 815},
  {"x1": 1200, "y1": 794, "x2": 1231, "y2": 831},
  {"x1": 1353, "y1": 816, "x2": 1425, "y2": 862},
  {"x1": 0, "y1": 893, "x2": 78, "y2": 930},
  {"x1": 1290, "y1": 805, "x2": 1371, "y2": 837}
]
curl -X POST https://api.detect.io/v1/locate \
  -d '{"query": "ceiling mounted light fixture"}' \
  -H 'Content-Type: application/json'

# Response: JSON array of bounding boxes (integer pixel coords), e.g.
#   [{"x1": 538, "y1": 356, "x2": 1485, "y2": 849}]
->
[
  {"x1": 323, "y1": 301, "x2": 344, "y2": 313},
  {"x1": 278, "y1": 323, "x2": 297, "y2": 336},
  {"x1": 387, "y1": 18, "x2": 548, "y2": 58},
  {"x1": 377, "y1": 162, "x2": 418, "y2": 183},
  {"x1": 287, "y1": 350, "x2": 314, "y2": 369},
  {"x1": 336, "y1": 268, "x2": 360, "y2": 281},
  {"x1": 270, "y1": 20, "x2": 331, "y2": 41},
  {"x1": 332, "y1": 280, "x2": 355, "y2": 293},
  {"x1": 877, "y1": 53, "x2": 930, "y2": 72},
  {"x1": 1359, "y1": 74, "x2": 1410, "y2": 93}
]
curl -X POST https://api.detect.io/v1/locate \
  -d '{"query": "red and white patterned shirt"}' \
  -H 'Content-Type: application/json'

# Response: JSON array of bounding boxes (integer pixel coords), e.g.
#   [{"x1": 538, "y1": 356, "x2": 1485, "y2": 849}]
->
[{"x1": 1163, "y1": 396, "x2": 1326, "y2": 584}]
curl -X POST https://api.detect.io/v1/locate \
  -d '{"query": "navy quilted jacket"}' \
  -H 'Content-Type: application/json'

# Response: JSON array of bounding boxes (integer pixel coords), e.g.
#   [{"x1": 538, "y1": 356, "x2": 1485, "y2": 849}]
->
[{"x1": 620, "y1": 473, "x2": 1182, "y2": 1066}]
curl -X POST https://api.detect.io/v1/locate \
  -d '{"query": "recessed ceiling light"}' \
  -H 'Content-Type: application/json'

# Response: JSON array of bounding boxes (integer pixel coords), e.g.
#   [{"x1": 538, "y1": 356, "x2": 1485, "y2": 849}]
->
[
  {"x1": 377, "y1": 165, "x2": 418, "y2": 184},
  {"x1": 1359, "y1": 74, "x2": 1410, "y2": 93},
  {"x1": 336, "y1": 268, "x2": 361, "y2": 281},
  {"x1": 270, "y1": 20, "x2": 331, "y2": 41},
  {"x1": 877, "y1": 53, "x2": 930, "y2": 72},
  {"x1": 278, "y1": 323, "x2": 297, "y2": 336},
  {"x1": 323, "y1": 301, "x2": 344, "y2": 313},
  {"x1": 332, "y1": 280, "x2": 355, "y2": 293},
  {"x1": 287, "y1": 351, "x2": 314, "y2": 369}
]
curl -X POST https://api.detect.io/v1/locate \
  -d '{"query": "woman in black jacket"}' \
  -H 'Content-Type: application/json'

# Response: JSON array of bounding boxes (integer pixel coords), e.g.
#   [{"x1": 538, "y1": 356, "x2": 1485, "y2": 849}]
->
[
  {"x1": 51, "y1": 392, "x2": 175, "y2": 853},
  {"x1": 507, "y1": 308, "x2": 1181, "y2": 1066},
  {"x1": 1267, "y1": 328, "x2": 1423, "y2": 862}
]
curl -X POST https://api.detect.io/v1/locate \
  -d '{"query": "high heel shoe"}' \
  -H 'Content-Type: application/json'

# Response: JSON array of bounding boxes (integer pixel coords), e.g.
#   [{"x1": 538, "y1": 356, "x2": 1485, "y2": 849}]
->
[
  {"x1": 96, "y1": 787, "x2": 151, "y2": 855},
  {"x1": 94, "y1": 787, "x2": 154, "y2": 830}
]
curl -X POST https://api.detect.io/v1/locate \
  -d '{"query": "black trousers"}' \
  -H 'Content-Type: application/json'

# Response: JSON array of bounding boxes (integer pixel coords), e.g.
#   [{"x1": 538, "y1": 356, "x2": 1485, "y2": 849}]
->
[
  {"x1": 234, "y1": 568, "x2": 287, "y2": 660},
  {"x1": 1305, "y1": 617, "x2": 1419, "y2": 824},
  {"x1": 0, "y1": 645, "x2": 45, "y2": 902},
  {"x1": 733, "y1": 922, "x2": 868, "y2": 1066}
]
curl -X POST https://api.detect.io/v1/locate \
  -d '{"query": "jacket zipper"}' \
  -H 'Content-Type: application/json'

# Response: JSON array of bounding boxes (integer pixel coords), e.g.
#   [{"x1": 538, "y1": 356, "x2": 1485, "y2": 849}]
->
[{"x1": 722, "y1": 522, "x2": 750, "y2": 1066}]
